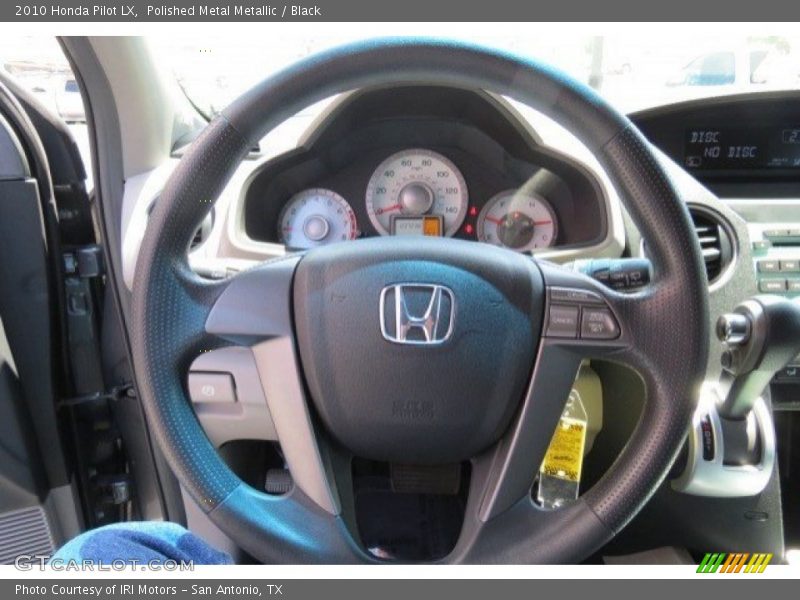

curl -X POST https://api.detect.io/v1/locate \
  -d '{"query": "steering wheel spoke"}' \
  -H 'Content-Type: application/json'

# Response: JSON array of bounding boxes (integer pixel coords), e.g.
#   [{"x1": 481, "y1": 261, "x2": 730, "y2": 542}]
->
[{"x1": 204, "y1": 255, "x2": 343, "y2": 516}]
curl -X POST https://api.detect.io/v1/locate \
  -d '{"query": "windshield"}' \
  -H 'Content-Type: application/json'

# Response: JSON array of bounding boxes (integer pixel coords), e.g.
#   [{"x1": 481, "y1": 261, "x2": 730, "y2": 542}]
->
[{"x1": 150, "y1": 31, "x2": 800, "y2": 117}]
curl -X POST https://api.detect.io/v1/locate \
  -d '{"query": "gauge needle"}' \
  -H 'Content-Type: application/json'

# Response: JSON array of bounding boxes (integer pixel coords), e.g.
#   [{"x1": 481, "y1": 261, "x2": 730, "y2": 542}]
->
[
  {"x1": 533, "y1": 220, "x2": 552, "y2": 225},
  {"x1": 376, "y1": 203, "x2": 402, "y2": 215}
]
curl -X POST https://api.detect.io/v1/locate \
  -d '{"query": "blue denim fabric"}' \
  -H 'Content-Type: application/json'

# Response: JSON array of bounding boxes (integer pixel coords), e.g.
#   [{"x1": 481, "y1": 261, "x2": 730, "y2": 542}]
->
[{"x1": 50, "y1": 522, "x2": 233, "y2": 565}]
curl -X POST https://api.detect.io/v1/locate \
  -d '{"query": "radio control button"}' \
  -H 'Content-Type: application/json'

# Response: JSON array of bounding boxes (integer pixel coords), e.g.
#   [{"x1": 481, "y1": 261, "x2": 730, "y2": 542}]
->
[
  {"x1": 758, "y1": 260, "x2": 780, "y2": 272},
  {"x1": 759, "y1": 279, "x2": 787, "y2": 293},
  {"x1": 780, "y1": 260, "x2": 800, "y2": 272}
]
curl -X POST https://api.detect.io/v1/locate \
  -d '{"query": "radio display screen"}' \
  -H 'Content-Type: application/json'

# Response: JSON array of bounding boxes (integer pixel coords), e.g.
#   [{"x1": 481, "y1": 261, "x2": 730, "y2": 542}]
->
[{"x1": 684, "y1": 126, "x2": 800, "y2": 170}]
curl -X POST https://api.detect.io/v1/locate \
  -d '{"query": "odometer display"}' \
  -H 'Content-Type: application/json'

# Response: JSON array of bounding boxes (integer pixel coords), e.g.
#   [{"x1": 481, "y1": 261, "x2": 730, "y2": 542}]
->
[
  {"x1": 392, "y1": 215, "x2": 443, "y2": 237},
  {"x1": 365, "y1": 149, "x2": 468, "y2": 236}
]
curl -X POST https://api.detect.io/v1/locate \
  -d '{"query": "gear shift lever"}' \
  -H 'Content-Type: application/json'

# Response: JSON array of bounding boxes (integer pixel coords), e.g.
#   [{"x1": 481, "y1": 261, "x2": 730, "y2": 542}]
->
[
  {"x1": 673, "y1": 294, "x2": 799, "y2": 497},
  {"x1": 717, "y1": 296, "x2": 800, "y2": 419}
]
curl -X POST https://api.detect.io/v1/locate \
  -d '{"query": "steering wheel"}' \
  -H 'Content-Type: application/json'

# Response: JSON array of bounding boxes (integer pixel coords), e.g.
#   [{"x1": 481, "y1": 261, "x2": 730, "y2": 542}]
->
[{"x1": 131, "y1": 39, "x2": 709, "y2": 563}]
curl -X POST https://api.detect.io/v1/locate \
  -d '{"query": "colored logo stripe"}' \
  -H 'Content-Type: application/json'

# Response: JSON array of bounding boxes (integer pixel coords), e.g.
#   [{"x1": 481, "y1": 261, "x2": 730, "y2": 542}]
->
[
  {"x1": 697, "y1": 553, "x2": 773, "y2": 573},
  {"x1": 745, "y1": 553, "x2": 773, "y2": 573},
  {"x1": 697, "y1": 553, "x2": 726, "y2": 573}
]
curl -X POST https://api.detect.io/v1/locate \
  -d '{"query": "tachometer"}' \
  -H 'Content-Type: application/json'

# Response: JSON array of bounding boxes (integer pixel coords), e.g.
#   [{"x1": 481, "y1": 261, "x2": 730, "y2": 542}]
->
[
  {"x1": 278, "y1": 188, "x2": 358, "y2": 249},
  {"x1": 365, "y1": 149, "x2": 468, "y2": 236},
  {"x1": 477, "y1": 190, "x2": 557, "y2": 252}
]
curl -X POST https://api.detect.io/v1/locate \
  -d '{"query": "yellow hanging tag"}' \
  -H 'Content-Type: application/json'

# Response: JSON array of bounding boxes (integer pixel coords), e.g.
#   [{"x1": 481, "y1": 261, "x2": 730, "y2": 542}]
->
[{"x1": 540, "y1": 416, "x2": 587, "y2": 483}]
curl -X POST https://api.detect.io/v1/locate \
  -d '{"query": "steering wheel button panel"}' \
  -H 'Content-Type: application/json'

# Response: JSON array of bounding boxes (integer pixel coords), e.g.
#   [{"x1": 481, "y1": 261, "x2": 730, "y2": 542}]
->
[{"x1": 580, "y1": 307, "x2": 621, "y2": 340}]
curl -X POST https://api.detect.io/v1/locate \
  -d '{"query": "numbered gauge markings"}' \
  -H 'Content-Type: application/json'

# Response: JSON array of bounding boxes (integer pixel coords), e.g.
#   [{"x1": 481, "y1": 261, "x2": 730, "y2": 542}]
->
[
  {"x1": 477, "y1": 189, "x2": 558, "y2": 252},
  {"x1": 278, "y1": 188, "x2": 358, "y2": 249},
  {"x1": 365, "y1": 149, "x2": 468, "y2": 237}
]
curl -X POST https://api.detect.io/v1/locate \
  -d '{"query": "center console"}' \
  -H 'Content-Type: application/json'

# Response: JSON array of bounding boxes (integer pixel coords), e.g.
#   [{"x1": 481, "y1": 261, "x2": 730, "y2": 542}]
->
[{"x1": 749, "y1": 225, "x2": 800, "y2": 392}]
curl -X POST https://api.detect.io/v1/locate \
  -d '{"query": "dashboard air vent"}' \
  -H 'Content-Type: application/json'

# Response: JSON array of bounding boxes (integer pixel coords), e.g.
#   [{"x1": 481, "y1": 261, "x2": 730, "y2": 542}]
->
[{"x1": 689, "y1": 207, "x2": 733, "y2": 285}]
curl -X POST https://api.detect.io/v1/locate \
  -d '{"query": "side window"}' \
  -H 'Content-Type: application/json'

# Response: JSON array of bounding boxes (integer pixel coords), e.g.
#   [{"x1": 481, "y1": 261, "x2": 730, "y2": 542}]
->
[
  {"x1": 749, "y1": 50, "x2": 769, "y2": 83},
  {"x1": 0, "y1": 35, "x2": 91, "y2": 185},
  {"x1": 689, "y1": 52, "x2": 735, "y2": 86}
]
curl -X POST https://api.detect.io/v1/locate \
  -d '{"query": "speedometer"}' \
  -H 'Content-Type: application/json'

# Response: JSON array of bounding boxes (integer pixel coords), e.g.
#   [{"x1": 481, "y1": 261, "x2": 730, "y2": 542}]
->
[
  {"x1": 477, "y1": 190, "x2": 557, "y2": 252},
  {"x1": 278, "y1": 188, "x2": 357, "y2": 250},
  {"x1": 365, "y1": 149, "x2": 468, "y2": 236}
]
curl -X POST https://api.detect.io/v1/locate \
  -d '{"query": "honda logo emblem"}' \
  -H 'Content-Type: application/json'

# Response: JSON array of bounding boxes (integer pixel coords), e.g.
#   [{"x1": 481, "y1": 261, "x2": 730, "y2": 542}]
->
[{"x1": 379, "y1": 283, "x2": 455, "y2": 345}]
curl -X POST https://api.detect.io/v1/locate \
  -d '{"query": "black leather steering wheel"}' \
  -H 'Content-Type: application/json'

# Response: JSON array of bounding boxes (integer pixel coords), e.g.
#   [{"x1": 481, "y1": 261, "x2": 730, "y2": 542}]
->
[{"x1": 131, "y1": 39, "x2": 709, "y2": 563}]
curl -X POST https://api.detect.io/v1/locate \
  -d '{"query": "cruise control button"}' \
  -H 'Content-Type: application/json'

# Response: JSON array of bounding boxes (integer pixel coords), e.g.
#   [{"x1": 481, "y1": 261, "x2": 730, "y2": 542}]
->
[
  {"x1": 580, "y1": 307, "x2": 620, "y2": 340},
  {"x1": 549, "y1": 287, "x2": 604, "y2": 304},
  {"x1": 546, "y1": 305, "x2": 579, "y2": 338},
  {"x1": 759, "y1": 279, "x2": 787, "y2": 293}
]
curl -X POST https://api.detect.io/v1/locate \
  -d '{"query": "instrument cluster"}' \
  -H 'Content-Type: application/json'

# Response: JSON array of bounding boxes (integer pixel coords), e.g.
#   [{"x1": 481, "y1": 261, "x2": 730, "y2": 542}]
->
[
  {"x1": 240, "y1": 86, "x2": 607, "y2": 256},
  {"x1": 276, "y1": 147, "x2": 560, "y2": 253}
]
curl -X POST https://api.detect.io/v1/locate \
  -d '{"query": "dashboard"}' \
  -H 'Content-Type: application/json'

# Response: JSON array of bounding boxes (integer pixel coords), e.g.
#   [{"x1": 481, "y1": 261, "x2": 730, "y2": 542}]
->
[
  {"x1": 632, "y1": 91, "x2": 800, "y2": 403},
  {"x1": 239, "y1": 86, "x2": 608, "y2": 255},
  {"x1": 633, "y1": 94, "x2": 800, "y2": 298}
]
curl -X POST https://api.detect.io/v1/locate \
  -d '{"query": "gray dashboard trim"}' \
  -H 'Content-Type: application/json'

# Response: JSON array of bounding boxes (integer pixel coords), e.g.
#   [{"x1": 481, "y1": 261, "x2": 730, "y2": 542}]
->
[
  {"x1": 672, "y1": 390, "x2": 776, "y2": 498},
  {"x1": 724, "y1": 198, "x2": 800, "y2": 223}
]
